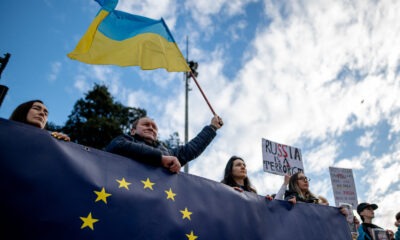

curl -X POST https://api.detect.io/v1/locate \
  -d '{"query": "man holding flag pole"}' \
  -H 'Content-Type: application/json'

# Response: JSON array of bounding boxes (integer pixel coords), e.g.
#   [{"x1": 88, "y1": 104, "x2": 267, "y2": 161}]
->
[
  {"x1": 67, "y1": 0, "x2": 221, "y2": 120},
  {"x1": 68, "y1": 0, "x2": 224, "y2": 172}
]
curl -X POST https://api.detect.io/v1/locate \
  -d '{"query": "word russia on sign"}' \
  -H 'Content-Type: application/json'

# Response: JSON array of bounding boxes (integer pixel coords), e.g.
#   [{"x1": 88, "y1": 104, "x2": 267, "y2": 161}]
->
[{"x1": 262, "y1": 138, "x2": 303, "y2": 176}]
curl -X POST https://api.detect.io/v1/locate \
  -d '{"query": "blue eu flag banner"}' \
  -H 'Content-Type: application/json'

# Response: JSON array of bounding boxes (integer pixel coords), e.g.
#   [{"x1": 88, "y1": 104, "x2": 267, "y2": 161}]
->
[{"x1": 0, "y1": 118, "x2": 352, "y2": 240}]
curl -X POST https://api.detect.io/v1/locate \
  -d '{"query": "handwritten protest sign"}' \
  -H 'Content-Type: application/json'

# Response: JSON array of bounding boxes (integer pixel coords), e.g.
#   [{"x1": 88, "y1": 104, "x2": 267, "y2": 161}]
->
[
  {"x1": 329, "y1": 167, "x2": 358, "y2": 208},
  {"x1": 262, "y1": 138, "x2": 303, "y2": 176}
]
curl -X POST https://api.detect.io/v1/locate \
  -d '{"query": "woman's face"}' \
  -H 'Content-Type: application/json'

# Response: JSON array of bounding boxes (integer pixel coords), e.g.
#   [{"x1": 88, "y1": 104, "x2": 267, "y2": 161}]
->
[
  {"x1": 296, "y1": 173, "x2": 309, "y2": 193},
  {"x1": 232, "y1": 159, "x2": 247, "y2": 180},
  {"x1": 26, "y1": 102, "x2": 48, "y2": 129}
]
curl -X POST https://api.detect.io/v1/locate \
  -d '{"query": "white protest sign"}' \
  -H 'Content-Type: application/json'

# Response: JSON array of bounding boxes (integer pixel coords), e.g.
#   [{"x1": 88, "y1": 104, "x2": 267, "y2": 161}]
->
[
  {"x1": 262, "y1": 138, "x2": 303, "y2": 176},
  {"x1": 329, "y1": 166, "x2": 358, "y2": 208}
]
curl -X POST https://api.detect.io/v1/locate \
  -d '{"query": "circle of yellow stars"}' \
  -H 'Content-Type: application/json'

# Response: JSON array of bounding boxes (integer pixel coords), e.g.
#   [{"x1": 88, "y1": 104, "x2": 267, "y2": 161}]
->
[{"x1": 79, "y1": 176, "x2": 198, "y2": 239}]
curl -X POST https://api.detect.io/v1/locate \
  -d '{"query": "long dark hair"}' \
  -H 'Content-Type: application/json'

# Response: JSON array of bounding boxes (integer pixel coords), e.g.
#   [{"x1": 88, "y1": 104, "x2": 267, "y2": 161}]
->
[
  {"x1": 9, "y1": 100, "x2": 45, "y2": 127},
  {"x1": 221, "y1": 156, "x2": 257, "y2": 193},
  {"x1": 288, "y1": 172, "x2": 317, "y2": 201}
]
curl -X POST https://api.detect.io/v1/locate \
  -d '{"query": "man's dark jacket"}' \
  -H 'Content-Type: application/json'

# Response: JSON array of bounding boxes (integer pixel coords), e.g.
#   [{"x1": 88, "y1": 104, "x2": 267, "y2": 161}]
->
[{"x1": 105, "y1": 126, "x2": 216, "y2": 166}]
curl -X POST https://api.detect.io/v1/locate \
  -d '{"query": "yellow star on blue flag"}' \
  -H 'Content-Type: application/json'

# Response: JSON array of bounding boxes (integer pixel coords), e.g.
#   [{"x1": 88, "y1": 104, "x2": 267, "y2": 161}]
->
[
  {"x1": 141, "y1": 177, "x2": 155, "y2": 190},
  {"x1": 94, "y1": 187, "x2": 112, "y2": 203},
  {"x1": 80, "y1": 212, "x2": 99, "y2": 230},
  {"x1": 180, "y1": 207, "x2": 193, "y2": 220},
  {"x1": 186, "y1": 230, "x2": 198, "y2": 240},
  {"x1": 165, "y1": 188, "x2": 176, "y2": 201},
  {"x1": 116, "y1": 177, "x2": 131, "y2": 190}
]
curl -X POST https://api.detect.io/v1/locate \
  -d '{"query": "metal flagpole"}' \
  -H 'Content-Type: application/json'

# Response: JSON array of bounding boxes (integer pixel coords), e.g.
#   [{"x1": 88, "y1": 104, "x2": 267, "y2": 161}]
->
[{"x1": 184, "y1": 36, "x2": 189, "y2": 173}]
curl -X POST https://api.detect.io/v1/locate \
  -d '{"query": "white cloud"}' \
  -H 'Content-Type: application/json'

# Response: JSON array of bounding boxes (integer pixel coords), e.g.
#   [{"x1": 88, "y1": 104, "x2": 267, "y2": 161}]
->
[
  {"x1": 48, "y1": 61, "x2": 61, "y2": 82},
  {"x1": 364, "y1": 151, "x2": 400, "y2": 199},
  {"x1": 184, "y1": 0, "x2": 256, "y2": 29},
  {"x1": 357, "y1": 130, "x2": 375, "y2": 148},
  {"x1": 388, "y1": 114, "x2": 400, "y2": 140},
  {"x1": 73, "y1": 74, "x2": 90, "y2": 93},
  {"x1": 335, "y1": 151, "x2": 371, "y2": 170},
  {"x1": 306, "y1": 141, "x2": 338, "y2": 173},
  {"x1": 117, "y1": 0, "x2": 178, "y2": 28}
]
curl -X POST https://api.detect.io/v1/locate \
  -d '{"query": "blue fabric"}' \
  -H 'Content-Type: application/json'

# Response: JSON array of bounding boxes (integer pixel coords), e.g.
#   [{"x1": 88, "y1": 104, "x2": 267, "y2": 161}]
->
[
  {"x1": 94, "y1": 0, "x2": 174, "y2": 42},
  {"x1": 98, "y1": 10, "x2": 174, "y2": 42},
  {"x1": 0, "y1": 118, "x2": 352, "y2": 239},
  {"x1": 95, "y1": 0, "x2": 118, "y2": 12}
]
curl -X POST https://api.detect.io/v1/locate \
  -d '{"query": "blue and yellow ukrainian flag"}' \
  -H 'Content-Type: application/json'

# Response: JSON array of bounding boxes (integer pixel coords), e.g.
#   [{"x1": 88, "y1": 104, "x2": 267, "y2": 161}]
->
[{"x1": 68, "y1": 0, "x2": 190, "y2": 72}]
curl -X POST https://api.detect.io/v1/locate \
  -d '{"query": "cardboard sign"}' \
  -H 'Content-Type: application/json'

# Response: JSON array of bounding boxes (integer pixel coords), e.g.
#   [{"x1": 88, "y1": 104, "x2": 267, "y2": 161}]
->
[
  {"x1": 262, "y1": 138, "x2": 303, "y2": 176},
  {"x1": 329, "y1": 167, "x2": 358, "y2": 208}
]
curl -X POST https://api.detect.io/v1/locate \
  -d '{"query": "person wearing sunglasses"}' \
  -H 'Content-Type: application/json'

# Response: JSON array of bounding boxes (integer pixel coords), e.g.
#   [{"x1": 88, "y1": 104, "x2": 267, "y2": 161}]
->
[{"x1": 284, "y1": 172, "x2": 319, "y2": 204}]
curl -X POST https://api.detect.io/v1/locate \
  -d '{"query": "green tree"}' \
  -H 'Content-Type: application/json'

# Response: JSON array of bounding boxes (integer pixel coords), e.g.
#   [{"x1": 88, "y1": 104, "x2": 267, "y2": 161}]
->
[
  {"x1": 62, "y1": 84, "x2": 146, "y2": 149},
  {"x1": 46, "y1": 122, "x2": 62, "y2": 132},
  {"x1": 163, "y1": 132, "x2": 181, "y2": 149}
]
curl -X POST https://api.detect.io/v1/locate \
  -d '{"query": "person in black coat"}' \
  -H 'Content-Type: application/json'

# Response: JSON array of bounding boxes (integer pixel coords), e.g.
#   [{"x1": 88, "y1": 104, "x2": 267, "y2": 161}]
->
[{"x1": 106, "y1": 115, "x2": 223, "y2": 173}]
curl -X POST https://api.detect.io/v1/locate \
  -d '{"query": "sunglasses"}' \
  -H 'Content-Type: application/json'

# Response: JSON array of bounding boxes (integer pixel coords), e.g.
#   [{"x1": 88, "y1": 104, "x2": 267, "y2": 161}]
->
[{"x1": 297, "y1": 176, "x2": 311, "y2": 182}]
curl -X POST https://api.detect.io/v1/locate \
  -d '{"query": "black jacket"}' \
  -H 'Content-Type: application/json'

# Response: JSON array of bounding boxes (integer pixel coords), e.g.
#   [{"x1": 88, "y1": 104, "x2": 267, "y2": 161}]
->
[
  {"x1": 284, "y1": 190, "x2": 319, "y2": 203},
  {"x1": 105, "y1": 125, "x2": 216, "y2": 166}
]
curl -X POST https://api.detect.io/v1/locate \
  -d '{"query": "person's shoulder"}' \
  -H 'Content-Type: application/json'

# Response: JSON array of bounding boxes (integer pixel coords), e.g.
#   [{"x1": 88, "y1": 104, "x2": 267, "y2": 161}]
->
[
  {"x1": 360, "y1": 222, "x2": 384, "y2": 237},
  {"x1": 106, "y1": 134, "x2": 133, "y2": 148},
  {"x1": 112, "y1": 133, "x2": 133, "y2": 141}
]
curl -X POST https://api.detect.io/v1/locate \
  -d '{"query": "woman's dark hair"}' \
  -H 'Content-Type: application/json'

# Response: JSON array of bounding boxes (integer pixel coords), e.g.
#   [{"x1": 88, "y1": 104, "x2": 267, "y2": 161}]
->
[
  {"x1": 221, "y1": 156, "x2": 257, "y2": 193},
  {"x1": 396, "y1": 211, "x2": 400, "y2": 221},
  {"x1": 9, "y1": 100, "x2": 44, "y2": 127},
  {"x1": 288, "y1": 172, "x2": 317, "y2": 201}
]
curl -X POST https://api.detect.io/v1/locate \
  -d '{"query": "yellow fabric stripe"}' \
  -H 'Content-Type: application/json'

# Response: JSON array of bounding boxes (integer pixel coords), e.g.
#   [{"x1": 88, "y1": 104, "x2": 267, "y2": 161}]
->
[
  {"x1": 68, "y1": 11, "x2": 190, "y2": 72},
  {"x1": 68, "y1": 10, "x2": 109, "y2": 55}
]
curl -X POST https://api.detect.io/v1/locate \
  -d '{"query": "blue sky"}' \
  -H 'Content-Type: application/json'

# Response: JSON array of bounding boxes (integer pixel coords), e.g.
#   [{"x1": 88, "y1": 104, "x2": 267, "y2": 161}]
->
[{"x1": 1, "y1": 0, "x2": 399, "y2": 230}]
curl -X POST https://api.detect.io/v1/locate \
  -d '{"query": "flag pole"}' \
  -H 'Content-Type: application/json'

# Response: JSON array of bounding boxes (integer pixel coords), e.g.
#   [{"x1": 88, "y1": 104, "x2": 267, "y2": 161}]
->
[{"x1": 189, "y1": 71, "x2": 217, "y2": 116}]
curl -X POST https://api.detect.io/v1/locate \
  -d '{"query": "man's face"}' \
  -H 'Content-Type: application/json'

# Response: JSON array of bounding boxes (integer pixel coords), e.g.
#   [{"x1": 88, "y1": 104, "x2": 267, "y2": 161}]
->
[
  {"x1": 26, "y1": 102, "x2": 48, "y2": 129},
  {"x1": 131, "y1": 117, "x2": 158, "y2": 143}
]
